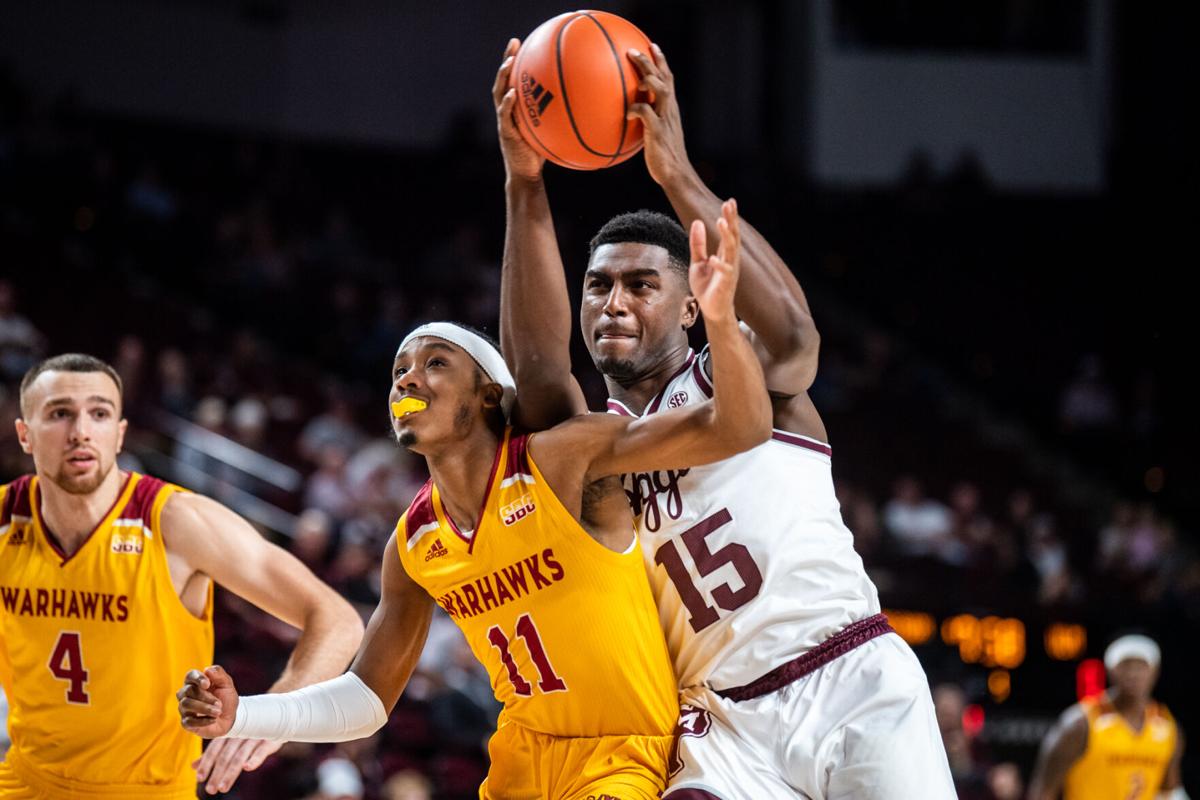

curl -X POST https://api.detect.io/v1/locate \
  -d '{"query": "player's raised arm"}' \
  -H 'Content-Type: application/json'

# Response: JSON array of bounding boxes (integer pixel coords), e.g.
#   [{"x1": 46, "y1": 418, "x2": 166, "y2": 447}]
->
[
  {"x1": 535, "y1": 200, "x2": 771, "y2": 479},
  {"x1": 627, "y1": 44, "x2": 819, "y2": 396},
  {"x1": 178, "y1": 531, "x2": 433, "y2": 744},
  {"x1": 1027, "y1": 705, "x2": 1089, "y2": 800},
  {"x1": 494, "y1": 39, "x2": 588, "y2": 429}
]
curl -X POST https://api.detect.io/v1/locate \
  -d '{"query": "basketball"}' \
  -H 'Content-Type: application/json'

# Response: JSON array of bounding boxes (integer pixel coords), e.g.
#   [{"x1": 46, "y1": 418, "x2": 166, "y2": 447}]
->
[{"x1": 509, "y1": 10, "x2": 652, "y2": 170}]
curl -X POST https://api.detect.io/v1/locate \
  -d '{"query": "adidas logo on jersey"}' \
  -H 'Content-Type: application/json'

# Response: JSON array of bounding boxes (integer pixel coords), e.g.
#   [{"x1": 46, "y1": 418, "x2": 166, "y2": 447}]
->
[
  {"x1": 5, "y1": 524, "x2": 30, "y2": 545},
  {"x1": 500, "y1": 494, "x2": 536, "y2": 527},
  {"x1": 424, "y1": 538, "x2": 449, "y2": 562}
]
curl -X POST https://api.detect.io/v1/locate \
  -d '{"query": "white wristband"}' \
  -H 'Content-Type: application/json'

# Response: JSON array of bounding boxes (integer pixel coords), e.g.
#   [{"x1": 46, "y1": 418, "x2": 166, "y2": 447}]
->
[{"x1": 223, "y1": 672, "x2": 388, "y2": 743}]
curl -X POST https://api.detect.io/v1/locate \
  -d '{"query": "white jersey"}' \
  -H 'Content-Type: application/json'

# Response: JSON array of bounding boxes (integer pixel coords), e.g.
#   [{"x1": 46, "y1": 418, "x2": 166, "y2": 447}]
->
[{"x1": 609, "y1": 349, "x2": 881, "y2": 691}]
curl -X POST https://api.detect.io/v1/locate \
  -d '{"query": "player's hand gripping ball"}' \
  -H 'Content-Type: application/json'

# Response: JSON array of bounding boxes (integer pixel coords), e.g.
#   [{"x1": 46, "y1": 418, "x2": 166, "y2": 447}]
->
[{"x1": 509, "y1": 10, "x2": 652, "y2": 170}]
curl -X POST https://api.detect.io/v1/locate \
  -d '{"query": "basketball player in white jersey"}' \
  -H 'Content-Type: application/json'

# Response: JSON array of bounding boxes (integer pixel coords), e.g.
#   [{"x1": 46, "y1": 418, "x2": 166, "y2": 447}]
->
[{"x1": 494, "y1": 38, "x2": 954, "y2": 798}]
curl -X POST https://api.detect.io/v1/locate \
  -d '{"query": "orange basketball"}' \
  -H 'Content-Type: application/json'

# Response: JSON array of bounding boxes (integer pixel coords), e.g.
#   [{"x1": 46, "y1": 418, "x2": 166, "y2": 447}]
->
[{"x1": 510, "y1": 10, "x2": 652, "y2": 170}]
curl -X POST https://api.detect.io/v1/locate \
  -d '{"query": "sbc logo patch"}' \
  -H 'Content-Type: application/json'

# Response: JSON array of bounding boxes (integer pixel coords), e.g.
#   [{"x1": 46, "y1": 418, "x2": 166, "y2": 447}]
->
[
  {"x1": 500, "y1": 494, "x2": 536, "y2": 527},
  {"x1": 110, "y1": 534, "x2": 143, "y2": 555}
]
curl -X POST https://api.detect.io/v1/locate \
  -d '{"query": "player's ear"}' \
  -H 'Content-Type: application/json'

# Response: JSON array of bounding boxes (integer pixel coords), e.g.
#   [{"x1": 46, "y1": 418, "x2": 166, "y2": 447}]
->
[
  {"x1": 117, "y1": 417, "x2": 128, "y2": 454},
  {"x1": 14, "y1": 418, "x2": 31, "y2": 454},
  {"x1": 681, "y1": 292, "x2": 699, "y2": 330},
  {"x1": 481, "y1": 382, "x2": 503, "y2": 410}
]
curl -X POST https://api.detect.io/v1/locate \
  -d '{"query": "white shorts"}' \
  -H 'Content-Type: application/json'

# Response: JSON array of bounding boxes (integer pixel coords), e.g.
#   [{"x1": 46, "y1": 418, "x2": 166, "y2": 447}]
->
[{"x1": 664, "y1": 633, "x2": 955, "y2": 799}]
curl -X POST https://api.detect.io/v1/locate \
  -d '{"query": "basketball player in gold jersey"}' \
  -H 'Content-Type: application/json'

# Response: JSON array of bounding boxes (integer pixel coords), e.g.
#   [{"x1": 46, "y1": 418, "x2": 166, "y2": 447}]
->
[
  {"x1": 178, "y1": 201, "x2": 771, "y2": 799},
  {"x1": 1029, "y1": 634, "x2": 1187, "y2": 800},
  {"x1": 0, "y1": 353, "x2": 364, "y2": 798}
]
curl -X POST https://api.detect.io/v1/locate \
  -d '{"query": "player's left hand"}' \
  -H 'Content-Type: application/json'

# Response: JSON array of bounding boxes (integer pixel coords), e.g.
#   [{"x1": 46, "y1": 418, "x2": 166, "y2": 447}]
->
[
  {"x1": 193, "y1": 737, "x2": 283, "y2": 796},
  {"x1": 626, "y1": 43, "x2": 691, "y2": 187},
  {"x1": 494, "y1": 37, "x2": 545, "y2": 180},
  {"x1": 689, "y1": 198, "x2": 741, "y2": 324}
]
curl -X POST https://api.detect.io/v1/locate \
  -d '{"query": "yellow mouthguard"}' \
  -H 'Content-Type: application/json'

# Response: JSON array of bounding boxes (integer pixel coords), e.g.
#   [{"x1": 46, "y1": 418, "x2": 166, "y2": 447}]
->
[{"x1": 391, "y1": 397, "x2": 428, "y2": 418}]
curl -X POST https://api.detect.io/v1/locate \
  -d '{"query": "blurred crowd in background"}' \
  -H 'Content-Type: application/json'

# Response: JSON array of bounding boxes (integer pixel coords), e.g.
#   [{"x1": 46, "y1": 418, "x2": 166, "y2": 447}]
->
[{"x1": 0, "y1": 42, "x2": 1192, "y2": 799}]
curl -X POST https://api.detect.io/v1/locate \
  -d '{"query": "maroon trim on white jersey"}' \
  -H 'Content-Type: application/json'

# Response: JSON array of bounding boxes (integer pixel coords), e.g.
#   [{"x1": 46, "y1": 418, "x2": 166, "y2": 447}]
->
[
  {"x1": 715, "y1": 614, "x2": 893, "y2": 701},
  {"x1": 691, "y1": 348, "x2": 714, "y2": 398},
  {"x1": 605, "y1": 398, "x2": 637, "y2": 417},
  {"x1": 770, "y1": 429, "x2": 833, "y2": 456},
  {"x1": 645, "y1": 350, "x2": 699, "y2": 415},
  {"x1": 692, "y1": 346, "x2": 832, "y2": 457},
  {"x1": 608, "y1": 351, "x2": 699, "y2": 418}
]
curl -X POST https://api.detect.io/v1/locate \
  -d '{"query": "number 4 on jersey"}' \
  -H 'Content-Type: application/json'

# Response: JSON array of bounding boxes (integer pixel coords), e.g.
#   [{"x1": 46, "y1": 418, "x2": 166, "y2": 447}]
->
[{"x1": 48, "y1": 631, "x2": 90, "y2": 705}]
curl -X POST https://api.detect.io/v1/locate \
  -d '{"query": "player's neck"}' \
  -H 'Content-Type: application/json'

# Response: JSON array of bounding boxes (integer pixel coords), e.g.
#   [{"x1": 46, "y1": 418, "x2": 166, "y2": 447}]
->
[
  {"x1": 604, "y1": 342, "x2": 693, "y2": 414},
  {"x1": 36, "y1": 468, "x2": 126, "y2": 555},
  {"x1": 1109, "y1": 691, "x2": 1149, "y2": 724},
  {"x1": 425, "y1": 427, "x2": 503, "y2": 532}
]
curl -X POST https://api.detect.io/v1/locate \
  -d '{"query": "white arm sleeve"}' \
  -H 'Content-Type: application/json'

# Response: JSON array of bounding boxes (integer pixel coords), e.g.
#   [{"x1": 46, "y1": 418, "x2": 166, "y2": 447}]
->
[
  {"x1": 1159, "y1": 790, "x2": 1190, "y2": 800},
  {"x1": 222, "y1": 672, "x2": 389, "y2": 743}
]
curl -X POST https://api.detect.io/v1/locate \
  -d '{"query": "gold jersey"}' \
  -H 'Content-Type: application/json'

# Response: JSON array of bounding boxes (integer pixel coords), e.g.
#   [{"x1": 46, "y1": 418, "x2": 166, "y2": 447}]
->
[
  {"x1": 1064, "y1": 696, "x2": 1177, "y2": 800},
  {"x1": 396, "y1": 428, "x2": 677, "y2": 739},
  {"x1": 0, "y1": 473, "x2": 212, "y2": 797}
]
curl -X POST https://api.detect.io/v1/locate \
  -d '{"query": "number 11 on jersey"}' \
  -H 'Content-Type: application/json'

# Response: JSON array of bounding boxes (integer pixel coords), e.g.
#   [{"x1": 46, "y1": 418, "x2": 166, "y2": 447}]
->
[{"x1": 488, "y1": 613, "x2": 568, "y2": 696}]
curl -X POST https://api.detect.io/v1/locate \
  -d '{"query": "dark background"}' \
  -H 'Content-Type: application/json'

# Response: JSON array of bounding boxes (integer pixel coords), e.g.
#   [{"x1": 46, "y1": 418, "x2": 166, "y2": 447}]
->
[{"x1": 1, "y1": 1, "x2": 1194, "y2": 798}]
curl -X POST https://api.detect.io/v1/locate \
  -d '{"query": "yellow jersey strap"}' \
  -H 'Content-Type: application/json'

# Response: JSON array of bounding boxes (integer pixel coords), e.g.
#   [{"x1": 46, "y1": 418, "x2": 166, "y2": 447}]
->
[{"x1": 111, "y1": 473, "x2": 186, "y2": 541}]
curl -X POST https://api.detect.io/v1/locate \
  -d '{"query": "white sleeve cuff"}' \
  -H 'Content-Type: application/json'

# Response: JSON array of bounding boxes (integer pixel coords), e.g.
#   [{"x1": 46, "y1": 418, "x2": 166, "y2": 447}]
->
[{"x1": 223, "y1": 672, "x2": 389, "y2": 743}]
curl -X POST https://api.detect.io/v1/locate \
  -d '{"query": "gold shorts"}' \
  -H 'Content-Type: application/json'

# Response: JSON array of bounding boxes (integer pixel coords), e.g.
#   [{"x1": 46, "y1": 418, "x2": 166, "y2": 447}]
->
[{"x1": 480, "y1": 721, "x2": 671, "y2": 800}]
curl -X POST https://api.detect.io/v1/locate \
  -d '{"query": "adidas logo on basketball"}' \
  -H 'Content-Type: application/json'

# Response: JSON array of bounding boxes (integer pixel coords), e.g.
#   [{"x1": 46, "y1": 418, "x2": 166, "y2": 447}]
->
[
  {"x1": 424, "y1": 538, "x2": 449, "y2": 562},
  {"x1": 519, "y1": 72, "x2": 555, "y2": 127}
]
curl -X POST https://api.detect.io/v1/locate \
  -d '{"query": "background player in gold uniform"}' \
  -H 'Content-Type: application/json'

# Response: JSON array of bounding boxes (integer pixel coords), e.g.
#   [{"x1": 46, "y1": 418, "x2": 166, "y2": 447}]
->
[
  {"x1": 177, "y1": 200, "x2": 771, "y2": 799},
  {"x1": 1029, "y1": 634, "x2": 1186, "y2": 800},
  {"x1": 0, "y1": 354, "x2": 363, "y2": 798}
]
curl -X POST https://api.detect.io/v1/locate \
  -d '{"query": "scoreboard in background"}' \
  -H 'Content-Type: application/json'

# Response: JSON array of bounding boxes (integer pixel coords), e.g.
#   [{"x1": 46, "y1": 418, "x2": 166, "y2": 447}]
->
[{"x1": 884, "y1": 609, "x2": 1093, "y2": 705}]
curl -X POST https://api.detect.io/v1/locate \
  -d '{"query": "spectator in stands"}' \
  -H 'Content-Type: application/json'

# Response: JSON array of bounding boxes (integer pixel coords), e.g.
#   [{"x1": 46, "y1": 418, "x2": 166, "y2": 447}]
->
[
  {"x1": 125, "y1": 162, "x2": 178, "y2": 222},
  {"x1": 883, "y1": 475, "x2": 963, "y2": 563},
  {"x1": 0, "y1": 279, "x2": 45, "y2": 381},
  {"x1": 841, "y1": 486, "x2": 884, "y2": 563},
  {"x1": 299, "y1": 387, "x2": 367, "y2": 464},
  {"x1": 230, "y1": 395, "x2": 270, "y2": 452},
  {"x1": 985, "y1": 762, "x2": 1024, "y2": 800},
  {"x1": 309, "y1": 757, "x2": 363, "y2": 800},
  {"x1": 1027, "y1": 514, "x2": 1078, "y2": 606},
  {"x1": 304, "y1": 442, "x2": 355, "y2": 520},
  {"x1": 383, "y1": 770, "x2": 432, "y2": 800},
  {"x1": 325, "y1": 532, "x2": 381, "y2": 611},
  {"x1": 932, "y1": 683, "x2": 989, "y2": 799},
  {"x1": 112, "y1": 335, "x2": 148, "y2": 417},
  {"x1": 291, "y1": 508, "x2": 335, "y2": 576},
  {"x1": 156, "y1": 348, "x2": 194, "y2": 418},
  {"x1": 1059, "y1": 354, "x2": 1118, "y2": 433}
]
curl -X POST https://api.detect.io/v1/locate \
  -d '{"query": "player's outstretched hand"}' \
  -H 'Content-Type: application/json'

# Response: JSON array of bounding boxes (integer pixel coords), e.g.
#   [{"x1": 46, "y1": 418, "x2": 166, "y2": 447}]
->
[
  {"x1": 493, "y1": 38, "x2": 545, "y2": 180},
  {"x1": 626, "y1": 43, "x2": 690, "y2": 187},
  {"x1": 689, "y1": 199, "x2": 741, "y2": 325},
  {"x1": 193, "y1": 737, "x2": 283, "y2": 796}
]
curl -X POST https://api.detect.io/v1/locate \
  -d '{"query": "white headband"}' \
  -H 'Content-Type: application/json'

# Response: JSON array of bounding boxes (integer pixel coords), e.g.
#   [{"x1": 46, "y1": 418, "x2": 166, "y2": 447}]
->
[
  {"x1": 398, "y1": 322, "x2": 516, "y2": 419},
  {"x1": 1104, "y1": 635, "x2": 1160, "y2": 671}
]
